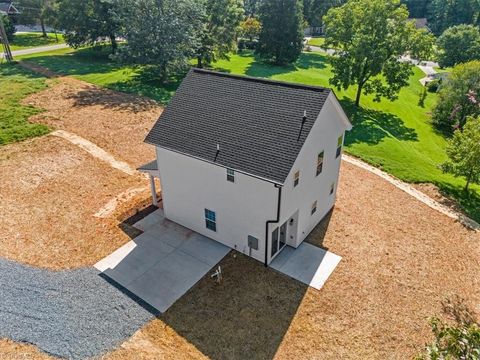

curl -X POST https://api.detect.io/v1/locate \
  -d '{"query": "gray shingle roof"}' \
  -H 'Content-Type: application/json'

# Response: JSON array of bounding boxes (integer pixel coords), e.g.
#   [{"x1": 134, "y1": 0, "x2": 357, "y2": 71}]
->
[{"x1": 145, "y1": 69, "x2": 332, "y2": 184}]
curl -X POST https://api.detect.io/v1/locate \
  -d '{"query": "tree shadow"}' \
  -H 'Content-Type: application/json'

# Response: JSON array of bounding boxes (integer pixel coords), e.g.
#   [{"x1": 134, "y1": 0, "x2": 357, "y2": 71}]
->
[
  {"x1": 341, "y1": 98, "x2": 419, "y2": 146},
  {"x1": 213, "y1": 51, "x2": 328, "y2": 79},
  {"x1": 436, "y1": 182, "x2": 480, "y2": 224},
  {"x1": 0, "y1": 62, "x2": 46, "y2": 79},
  {"x1": 67, "y1": 82, "x2": 162, "y2": 113}
]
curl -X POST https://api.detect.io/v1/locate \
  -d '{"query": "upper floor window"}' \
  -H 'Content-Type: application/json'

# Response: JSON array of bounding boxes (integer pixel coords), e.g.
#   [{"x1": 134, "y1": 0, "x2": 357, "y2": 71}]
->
[
  {"x1": 311, "y1": 200, "x2": 317, "y2": 215},
  {"x1": 227, "y1": 168, "x2": 235, "y2": 182},
  {"x1": 294, "y1": 170, "x2": 300, "y2": 187},
  {"x1": 336, "y1": 135, "x2": 343, "y2": 158},
  {"x1": 205, "y1": 209, "x2": 217, "y2": 232},
  {"x1": 316, "y1": 151, "x2": 324, "y2": 176}
]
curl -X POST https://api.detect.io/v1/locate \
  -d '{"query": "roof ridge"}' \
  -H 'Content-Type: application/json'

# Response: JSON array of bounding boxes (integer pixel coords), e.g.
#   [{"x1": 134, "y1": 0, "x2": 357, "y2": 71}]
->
[{"x1": 192, "y1": 68, "x2": 330, "y2": 93}]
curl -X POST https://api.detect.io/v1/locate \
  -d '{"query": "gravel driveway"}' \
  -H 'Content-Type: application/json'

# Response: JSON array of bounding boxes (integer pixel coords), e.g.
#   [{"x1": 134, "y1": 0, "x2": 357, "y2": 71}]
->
[{"x1": 0, "y1": 258, "x2": 154, "y2": 359}]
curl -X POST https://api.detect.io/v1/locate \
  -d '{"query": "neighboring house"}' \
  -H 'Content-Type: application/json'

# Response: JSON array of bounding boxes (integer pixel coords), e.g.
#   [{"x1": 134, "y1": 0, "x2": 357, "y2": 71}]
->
[
  {"x1": 0, "y1": 1, "x2": 19, "y2": 15},
  {"x1": 412, "y1": 17, "x2": 429, "y2": 31},
  {"x1": 141, "y1": 69, "x2": 352, "y2": 266}
]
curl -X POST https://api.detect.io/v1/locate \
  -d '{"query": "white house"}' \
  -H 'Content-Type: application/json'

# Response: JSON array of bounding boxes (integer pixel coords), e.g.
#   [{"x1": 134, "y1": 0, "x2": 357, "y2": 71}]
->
[{"x1": 141, "y1": 69, "x2": 352, "y2": 266}]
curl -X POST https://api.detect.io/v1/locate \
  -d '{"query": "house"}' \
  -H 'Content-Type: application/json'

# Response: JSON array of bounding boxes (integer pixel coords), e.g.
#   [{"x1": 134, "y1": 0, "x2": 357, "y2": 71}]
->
[
  {"x1": 0, "y1": 1, "x2": 19, "y2": 15},
  {"x1": 141, "y1": 69, "x2": 352, "y2": 266}
]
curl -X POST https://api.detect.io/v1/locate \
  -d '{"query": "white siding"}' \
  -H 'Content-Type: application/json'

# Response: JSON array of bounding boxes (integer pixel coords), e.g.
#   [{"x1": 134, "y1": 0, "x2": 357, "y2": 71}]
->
[
  {"x1": 269, "y1": 93, "x2": 349, "y2": 263},
  {"x1": 155, "y1": 147, "x2": 279, "y2": 263}
]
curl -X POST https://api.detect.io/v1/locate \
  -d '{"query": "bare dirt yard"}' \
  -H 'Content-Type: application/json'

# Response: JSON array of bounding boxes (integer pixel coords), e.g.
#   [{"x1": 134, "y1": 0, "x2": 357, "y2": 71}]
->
[{"x1": 1, "y1": 77, "x2": 478, "y2": 359}]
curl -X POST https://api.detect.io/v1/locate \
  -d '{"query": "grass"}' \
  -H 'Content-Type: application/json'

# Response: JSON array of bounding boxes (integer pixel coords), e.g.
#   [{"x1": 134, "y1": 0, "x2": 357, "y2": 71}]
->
[
  {"x1": 17, "y1": 47, "x2": 480, "y2": 221},
  {"x1": 0, "y1": 64, "x2": 50, "y2": 145},
  {"x1": 18, "y1": 47, "x2": 178, "y2": 104},
  {"x1": 10, "y1": 32, "x2": 64, "y2": 51},
  {"x1": 307, "y1": 37, "x2": 325, "y2": 47}
]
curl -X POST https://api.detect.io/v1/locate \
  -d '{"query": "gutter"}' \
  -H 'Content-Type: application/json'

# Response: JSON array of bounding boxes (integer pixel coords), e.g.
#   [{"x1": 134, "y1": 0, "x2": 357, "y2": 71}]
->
[{"x1": 264, "y1": 184, "x2": 282, "y2": 267}]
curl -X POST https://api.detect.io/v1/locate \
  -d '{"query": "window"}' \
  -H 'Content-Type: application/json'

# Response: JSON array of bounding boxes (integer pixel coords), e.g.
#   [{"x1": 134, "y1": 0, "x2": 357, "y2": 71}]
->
[
  {"x1": 336, "y1": 135, "x2": 343, "y2": 158},
  {"x1": 330, "y1": 183, "x2": 335, "y2": 195},
  {"x1": 294, "y1": 171, "x2": 300, "y2": 187},
  {"x1": 227, "y1": 168, "x2": 235, "y2": 182},
  {"x1": 204, "y1": 209, "x2": 216, "y2": 232},
  {"x1": 316, "y1": 151, "x2": 324, "y2": 176},
  {"x1": 311, "y1": 201, "x2": 317, "y2": 215}
]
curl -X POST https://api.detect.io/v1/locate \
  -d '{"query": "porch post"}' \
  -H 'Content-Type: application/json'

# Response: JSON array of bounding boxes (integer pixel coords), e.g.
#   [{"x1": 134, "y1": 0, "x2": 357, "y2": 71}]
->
[{"x1": 149, "y1": 174, "x2": 159, "y2": 206}]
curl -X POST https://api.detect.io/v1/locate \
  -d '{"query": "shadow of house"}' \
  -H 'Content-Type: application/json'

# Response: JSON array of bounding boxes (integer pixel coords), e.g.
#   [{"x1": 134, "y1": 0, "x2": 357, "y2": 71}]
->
[
  {"x1": 304, "y1": 207, "x2": 334, "y2": 250},
  {"x1": 340, "y1": 98, "x2": 418, "y2": 146},
  {"x1": 161, "y1": 253, "x2": 309, "y2": 360}
]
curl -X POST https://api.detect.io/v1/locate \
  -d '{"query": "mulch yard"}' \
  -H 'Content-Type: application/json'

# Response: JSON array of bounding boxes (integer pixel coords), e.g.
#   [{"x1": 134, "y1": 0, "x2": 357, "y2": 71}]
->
[
  {"x1": 0, "y1": 135, "x2": 152, "y2": 269},
  {"x1": 22, "y1": 76, "x2": 162, "y2": 168}
]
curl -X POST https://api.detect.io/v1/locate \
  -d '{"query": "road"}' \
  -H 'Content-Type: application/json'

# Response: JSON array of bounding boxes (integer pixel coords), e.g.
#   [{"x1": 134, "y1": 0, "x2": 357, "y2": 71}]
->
[{"x1": 1, "y1": 43, "x2": 69, "y2": 59}]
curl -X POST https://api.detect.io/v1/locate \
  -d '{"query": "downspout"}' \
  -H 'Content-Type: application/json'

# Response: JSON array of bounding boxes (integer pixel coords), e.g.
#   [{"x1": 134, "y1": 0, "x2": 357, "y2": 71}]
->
[{"x1": 264, "y1": 184, "x2": 282, "y2": 267}]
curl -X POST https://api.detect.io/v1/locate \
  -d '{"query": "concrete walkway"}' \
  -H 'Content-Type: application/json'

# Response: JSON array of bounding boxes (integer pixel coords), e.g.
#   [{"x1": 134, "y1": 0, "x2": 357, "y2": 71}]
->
[
  {"x1": 0, "y1": 258, "x2": 153, "y2": 359},
  {"x1": 95, "y1": 209, "x2": 230, "y2": 313},
  {"x1": 1, "y1": 43, "x2": 69, "y2": 59}
]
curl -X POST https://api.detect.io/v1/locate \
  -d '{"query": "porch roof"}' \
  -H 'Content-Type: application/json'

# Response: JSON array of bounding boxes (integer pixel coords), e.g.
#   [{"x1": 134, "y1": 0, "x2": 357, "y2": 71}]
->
[{"x1": 137, "y1": 160, "x2": 158, "y2": 172}]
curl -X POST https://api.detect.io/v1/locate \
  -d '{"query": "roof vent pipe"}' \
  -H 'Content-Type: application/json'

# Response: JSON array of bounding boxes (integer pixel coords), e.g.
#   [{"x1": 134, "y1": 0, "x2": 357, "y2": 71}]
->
[
  {"x1": 298, "y1": 110, "x2": 307, "y2": 141},
  {"x1": 214, "y1": 143, "x2": 220, "y2": 161}
]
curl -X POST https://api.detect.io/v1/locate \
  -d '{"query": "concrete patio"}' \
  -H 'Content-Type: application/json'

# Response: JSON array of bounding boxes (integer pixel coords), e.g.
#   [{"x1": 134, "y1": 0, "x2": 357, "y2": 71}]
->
[
  {"x1": 95, "y1": 209, "x2": 230, "y2": 313},
  {"x1": 270, "y1": 243, "x2": 342, "y2": 290}
]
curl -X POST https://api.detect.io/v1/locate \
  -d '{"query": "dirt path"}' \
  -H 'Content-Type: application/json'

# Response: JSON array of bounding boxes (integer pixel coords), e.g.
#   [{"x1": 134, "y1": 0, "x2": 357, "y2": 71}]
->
[{"x1": 343, "y1": 154, "x2": 480, "y2": 231}]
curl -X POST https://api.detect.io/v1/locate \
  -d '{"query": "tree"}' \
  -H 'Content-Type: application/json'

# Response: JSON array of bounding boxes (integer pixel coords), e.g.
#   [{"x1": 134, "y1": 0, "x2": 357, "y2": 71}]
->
[
  {"x1": 15, "y1": 0, "x2": 55, "y2": 37},
  {"x1": 437, "y1": 25, "x2": 480, "y2": 68},
  {"x1": 1, "y1": 15, "x2": 16, "y2": 42},
  {"x1": 401, "y1": 0, "x2": 430, "y2": 18},
  {"x1": 303, "y1": 0, "x2": 345, "y2": 27},
  {"x1": 427, "y1": 0, "x2": 480, "y2": 36},
  {"x1": 244, "y1": 0, "x2": 261, "y2": 17},
  {"x1": 56, "y1": 0, "x2": 121, "y2": 54},
  {"x1": 240, "y1": 16, "x2": 261, "y2": 41},
  {"x1": 115, "y1": 0, "x2": 203, "y2": 82},
  {"x1": 323, "y1": 0, "x2": 433, "y2": 107},
  {"x1": 418, "y1": 298, "x2": 480, "y2": 359},
  {"x1": 432, "y1": 61, "x2": 480, "y2": 132},
  {"x1": 256, "y1": 0, "x2": 304, "y2": 65},
  {"x1": 441, "y1": 116, "x2": 480, "y2": 193},
  {"x1": 195, "y1": 0, "x2": 244, "y2": 68}
]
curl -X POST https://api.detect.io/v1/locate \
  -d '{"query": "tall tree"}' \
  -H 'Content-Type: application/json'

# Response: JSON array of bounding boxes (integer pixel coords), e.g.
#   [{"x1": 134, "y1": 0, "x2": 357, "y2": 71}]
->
[
  {"x1": 303, "y1": 0, "x2": 345, "y2": 27},
  {"x1": 240, "y1": 16, "x2": 261, "y2": 41},
  {"x1": 195, "y1": 0, "x2": 244, "y2": 68},
  {"x1": 432, "y1": 61, "x2": 480, "y2": 132},
  {"x1": 115, "y1": 0, "x2": 203, "y2": 82},
  {"x1": 441, "y1": 116, "x2": 480, "y2": 193},
  {"x1": 323, "y1": 0, "x2": 433, "y2": 106},
  {"x1": 56, "y1": 0, "x2": 121, "y2": 54},
  {"x1": 244, "y1": 0, "x2": 261, "y2": 16},
  {"x1": 256, "y1": 0, "x2": 304, "y2": 65},
  {"x1": 437, "y1": 25, "x2": 480, "y2": 68},
  {"x1": 15, "y1": 0, "x2": 55, "y2": 37},
  {"x1": 400, "y1": 0, "x2": 430, "y2": 18},
  {"x1": 427, "y1": 0, "x2": 480, "y2": 35}
]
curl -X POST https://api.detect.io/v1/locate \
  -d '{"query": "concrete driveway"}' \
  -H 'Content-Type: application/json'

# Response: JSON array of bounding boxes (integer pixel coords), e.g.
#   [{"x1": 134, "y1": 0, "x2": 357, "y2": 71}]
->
[{"x1": 95, "y1": 209, "x2": 230, "y2": 313}]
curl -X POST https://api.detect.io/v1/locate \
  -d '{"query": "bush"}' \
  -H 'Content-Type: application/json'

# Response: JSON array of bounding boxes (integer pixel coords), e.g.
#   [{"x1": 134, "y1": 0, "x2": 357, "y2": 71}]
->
[{"x1": 426, "y1": 79, "x2": 441, "y2": 93}]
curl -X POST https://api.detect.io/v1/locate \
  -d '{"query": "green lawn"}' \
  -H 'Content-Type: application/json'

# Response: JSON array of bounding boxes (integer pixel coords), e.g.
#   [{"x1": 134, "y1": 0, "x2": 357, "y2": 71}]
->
[
  {"x1": 9, "y1": 32, "x2": 64, "y2": 51},
  {"x1": 0, "y1": 64, "x2": 50, "y2": 145},
  {"x1": 18, "y1": 48, "x2": 480, "y2": 221},
  {"x1": 307, "y1": 37, "x2": 325, "y2": 47}
]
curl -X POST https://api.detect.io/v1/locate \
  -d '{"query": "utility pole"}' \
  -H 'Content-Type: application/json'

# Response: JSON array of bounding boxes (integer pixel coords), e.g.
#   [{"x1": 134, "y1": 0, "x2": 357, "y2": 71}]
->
[{"x1": 0, "y1": 14, "x2": 13, "y2": 62}]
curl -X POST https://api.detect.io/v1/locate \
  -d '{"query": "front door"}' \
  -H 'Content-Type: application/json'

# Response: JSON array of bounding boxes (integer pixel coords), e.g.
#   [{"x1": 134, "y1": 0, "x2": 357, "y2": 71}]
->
[{"x1": 271, "y1": 220, "x2": 288, "y2": 259}]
